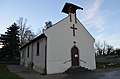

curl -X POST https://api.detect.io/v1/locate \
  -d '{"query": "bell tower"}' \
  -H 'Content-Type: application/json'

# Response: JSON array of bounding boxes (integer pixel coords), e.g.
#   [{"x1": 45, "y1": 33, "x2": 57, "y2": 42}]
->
[{"x1": 62, "y1": 2, "x2": 83, "y2": 23}]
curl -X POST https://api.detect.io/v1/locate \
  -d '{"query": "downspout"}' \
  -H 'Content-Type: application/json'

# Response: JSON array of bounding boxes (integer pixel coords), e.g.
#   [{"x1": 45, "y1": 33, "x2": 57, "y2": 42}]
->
[
  {"x1": 45, "y1": 37, "x2": 47, "y2": 74},
  {"x1": 31, "y1": 43, "x2": 34, "y2": 68}
]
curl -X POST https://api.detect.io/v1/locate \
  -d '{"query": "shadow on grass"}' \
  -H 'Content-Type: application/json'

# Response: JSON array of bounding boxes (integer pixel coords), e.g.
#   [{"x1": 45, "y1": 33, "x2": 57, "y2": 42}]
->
[{"x1": 0, "y1": 64, "x2": 24, "y2": 79}]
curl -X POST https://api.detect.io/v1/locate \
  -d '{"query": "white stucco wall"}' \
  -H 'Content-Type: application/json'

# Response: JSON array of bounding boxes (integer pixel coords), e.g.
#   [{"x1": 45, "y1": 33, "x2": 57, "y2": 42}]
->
[
  {"x1": 76, "y1": 20, "x2": 96, "y2": 70},
  {"x1": 45, "y1": 14, "x2": 96, "y2": 74},
  {"x1": 32, "y1": 38, "x2": 46, "y2": 73},
  {"x1": 20, "y1": 44, "x2": 32, "y2": 67},
  {"x1": 20, "y1": 37, "x2": 46, "y2": 74}
]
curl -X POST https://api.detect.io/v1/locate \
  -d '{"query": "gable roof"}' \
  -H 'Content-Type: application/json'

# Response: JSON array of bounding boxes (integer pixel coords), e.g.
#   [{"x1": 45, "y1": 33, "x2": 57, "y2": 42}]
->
[{"x1": 20, "y1": 33, "x2": 46, "y2": 50}]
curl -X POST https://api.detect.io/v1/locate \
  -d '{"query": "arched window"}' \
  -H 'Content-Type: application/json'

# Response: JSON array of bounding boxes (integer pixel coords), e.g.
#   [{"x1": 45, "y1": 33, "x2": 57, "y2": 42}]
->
[
  {"x1": 27, "y1": 46, "x2": 29, "y2": 58},
  {"x1": 36, "y1": 42, "x2": 39, "y2": 56}
]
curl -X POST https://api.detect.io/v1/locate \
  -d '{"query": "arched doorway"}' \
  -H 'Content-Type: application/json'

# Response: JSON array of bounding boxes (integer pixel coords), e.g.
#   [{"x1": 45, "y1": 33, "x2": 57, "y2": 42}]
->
[{"x1": 71, "y1": 46, "x2": 79, "y2": 66}]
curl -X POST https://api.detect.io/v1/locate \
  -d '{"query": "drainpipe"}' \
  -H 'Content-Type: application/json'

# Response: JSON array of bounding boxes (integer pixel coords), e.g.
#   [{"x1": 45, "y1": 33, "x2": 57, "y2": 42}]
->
[{"x1": 31, "y1": 43, "x2": 34, "y2": 68}]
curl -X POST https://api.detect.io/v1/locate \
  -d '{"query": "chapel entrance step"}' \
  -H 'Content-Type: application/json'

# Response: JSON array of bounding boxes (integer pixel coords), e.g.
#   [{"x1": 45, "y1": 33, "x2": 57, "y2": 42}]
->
[{"x1": 64, "y1": 66, "x2": 91, "y2": 73}]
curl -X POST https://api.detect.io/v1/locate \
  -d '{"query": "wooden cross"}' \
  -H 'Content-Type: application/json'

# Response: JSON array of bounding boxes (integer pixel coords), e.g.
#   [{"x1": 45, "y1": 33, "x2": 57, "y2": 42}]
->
[{"x1": 70, "y1": 24, "x2": 77, "y2": 36}]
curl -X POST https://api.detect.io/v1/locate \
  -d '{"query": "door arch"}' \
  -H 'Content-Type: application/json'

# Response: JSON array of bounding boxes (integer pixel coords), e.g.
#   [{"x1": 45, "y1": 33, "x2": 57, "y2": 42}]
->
[{"x1": 71, "y1": 46, "x2": 79, "y2": 66}]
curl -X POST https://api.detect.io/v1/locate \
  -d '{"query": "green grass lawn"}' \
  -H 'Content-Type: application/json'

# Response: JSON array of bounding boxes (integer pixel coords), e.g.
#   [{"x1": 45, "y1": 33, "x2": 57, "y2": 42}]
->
[{"x1": 0, "y1": 64, "x2": 24, "y2": 79}]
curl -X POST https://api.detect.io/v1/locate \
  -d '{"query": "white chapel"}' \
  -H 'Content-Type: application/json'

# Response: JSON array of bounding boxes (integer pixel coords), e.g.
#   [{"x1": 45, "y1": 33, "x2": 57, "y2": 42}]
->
[{"x1": 20, "y1": 2, "x2": 96, "y2": 74}]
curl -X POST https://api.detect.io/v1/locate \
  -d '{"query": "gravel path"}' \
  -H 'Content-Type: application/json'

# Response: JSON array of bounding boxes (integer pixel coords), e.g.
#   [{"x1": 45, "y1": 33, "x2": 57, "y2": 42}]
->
[
  {"x1": 7, "y1": 65, "x2": 67, "y2": 79},
  {"x1": 7, "y1": 65, "x2": 120, "y2": 79}
]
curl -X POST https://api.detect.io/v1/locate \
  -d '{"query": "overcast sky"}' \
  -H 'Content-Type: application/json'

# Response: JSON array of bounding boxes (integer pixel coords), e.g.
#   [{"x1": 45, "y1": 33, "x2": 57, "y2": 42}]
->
[{"x1": 0, "y1": 0, "x2": 120, "y2": 48}]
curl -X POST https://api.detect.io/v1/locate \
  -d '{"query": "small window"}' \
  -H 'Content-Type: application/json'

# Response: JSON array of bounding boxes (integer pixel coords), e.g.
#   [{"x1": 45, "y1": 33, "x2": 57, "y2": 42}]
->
[
  {"x1": 27, "y1": 47, "x2": 29, "y2": 58},
  {"x1": 36, "y1": 42, "x2": 39, "y2": 56}
]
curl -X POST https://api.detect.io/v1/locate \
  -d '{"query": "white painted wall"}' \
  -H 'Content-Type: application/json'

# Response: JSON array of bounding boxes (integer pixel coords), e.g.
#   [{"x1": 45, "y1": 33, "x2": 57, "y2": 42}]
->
[
  {"x1": 45, "y1": 14, "x2": 96, "y2": 74},
  {"x1": 20, "y1": 38, "x2": 46, "y2": 74},
  {"x1": 76, "y1": 20, "x2": 96, "y2": 70},
  {"x1": 45, "y1": 16, "x2": 73, "y2": 74},
  {"x1": 20, "y1": 44, "x2": 32, "y2": 67},
  {"x1": 32, "y1": 38, "x2": 46, "y2": 73}
]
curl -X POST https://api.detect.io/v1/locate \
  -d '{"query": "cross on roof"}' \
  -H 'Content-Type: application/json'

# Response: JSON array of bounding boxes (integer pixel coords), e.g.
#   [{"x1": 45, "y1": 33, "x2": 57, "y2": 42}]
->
[{"x1": 70, "y1": 24, "x2": 77, "y2": 36}]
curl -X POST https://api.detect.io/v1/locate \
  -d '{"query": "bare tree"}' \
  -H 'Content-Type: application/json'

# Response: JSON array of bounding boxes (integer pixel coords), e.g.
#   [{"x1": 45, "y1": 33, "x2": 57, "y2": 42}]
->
[
  {"x1": 106, "y1": 45, "x2": 114, "y2": 55},
  {"x1": 95, "y1": 42, "x2": 103, "y2": 56},
  {"x1": 116, "y1": 49, "x2": 120, "y2": 55},
  {"x1": 95, "y1": 41, "x2": 114, "y2": 56},
  {"x1": 17, "y1": 17, "x2": 35, "y2": 46},
  {"x1": 35, "y1": 28, "x2": 42, "y2": 37},
  {"x1": 24, "y1": 30, "x2": 35, "y2": 41},
  {"x1": 102, "y1": 41, "x2": 107, "y2": 55}
]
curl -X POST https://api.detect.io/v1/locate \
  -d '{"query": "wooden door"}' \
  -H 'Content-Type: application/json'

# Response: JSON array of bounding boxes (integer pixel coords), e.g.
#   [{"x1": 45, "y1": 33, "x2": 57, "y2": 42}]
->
[{"x1": 71, "y1": 46, "x2": 79, "y2": 66}]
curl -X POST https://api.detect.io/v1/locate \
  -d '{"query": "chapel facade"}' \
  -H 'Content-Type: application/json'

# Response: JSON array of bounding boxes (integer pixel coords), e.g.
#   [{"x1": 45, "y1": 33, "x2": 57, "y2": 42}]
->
[{"x1": 20, "y1": 2, "x2": 96, "y2": 74}]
